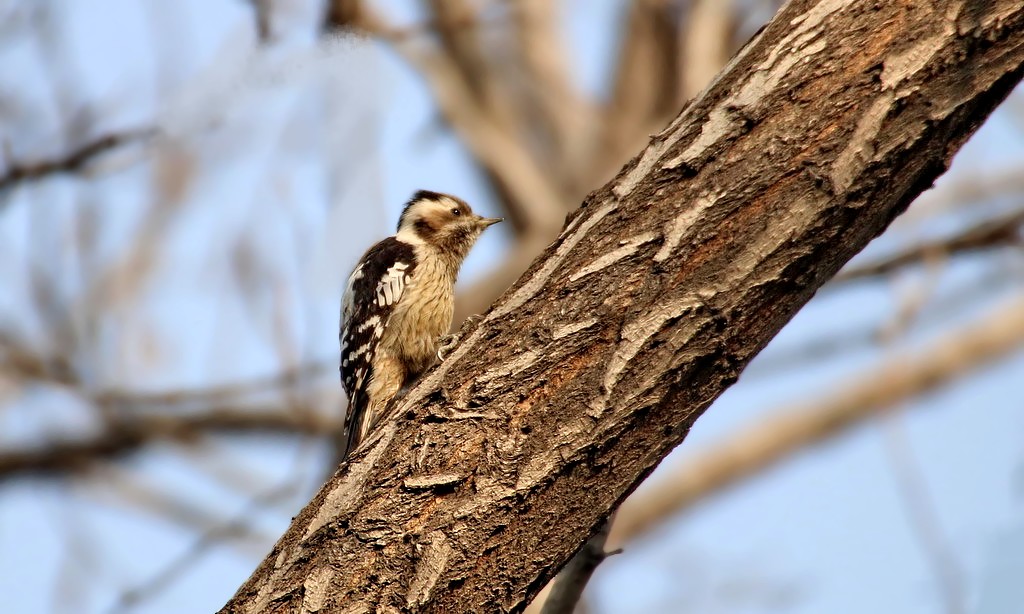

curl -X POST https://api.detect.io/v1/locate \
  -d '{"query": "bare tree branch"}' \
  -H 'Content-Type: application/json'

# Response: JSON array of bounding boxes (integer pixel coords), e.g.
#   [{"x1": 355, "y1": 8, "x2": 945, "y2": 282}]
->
[{"x1": 219, "y1": 3, "x2": 1024, "y2": 611}]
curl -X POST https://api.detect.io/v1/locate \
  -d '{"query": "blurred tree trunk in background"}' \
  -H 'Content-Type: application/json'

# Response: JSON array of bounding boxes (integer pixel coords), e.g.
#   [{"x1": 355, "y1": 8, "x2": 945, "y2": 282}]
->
[
  {"x1": 221, "y1": 2, "x2": 1024, "y2": 612},
  {"x1": 326, "y1": 0, "x2": 775, "y2": 324}
]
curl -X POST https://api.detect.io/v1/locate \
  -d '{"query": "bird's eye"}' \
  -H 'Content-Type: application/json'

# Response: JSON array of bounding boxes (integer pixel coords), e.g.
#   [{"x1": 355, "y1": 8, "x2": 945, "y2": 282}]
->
[{"x1": 451, "y1": 208, "x2": 461, "y2": 216}]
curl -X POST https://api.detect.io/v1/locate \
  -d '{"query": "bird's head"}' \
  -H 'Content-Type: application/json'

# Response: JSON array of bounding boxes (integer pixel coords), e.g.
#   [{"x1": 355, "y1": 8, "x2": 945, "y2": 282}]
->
[{"x1": 396, "y1": 190, "x2": 502, "y2": 259}]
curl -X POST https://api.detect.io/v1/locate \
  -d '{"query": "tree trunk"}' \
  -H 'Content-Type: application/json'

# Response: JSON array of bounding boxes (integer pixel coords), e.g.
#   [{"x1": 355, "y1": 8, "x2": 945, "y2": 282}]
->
[{"x1": 222, "y1": 1, "x2": 1024, "y2": 612}]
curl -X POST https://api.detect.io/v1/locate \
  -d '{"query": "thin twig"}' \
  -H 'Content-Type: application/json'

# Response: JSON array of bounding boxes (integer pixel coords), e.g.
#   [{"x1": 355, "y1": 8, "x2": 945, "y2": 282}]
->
[
  {"x1": 833, "y1": 208, "x2": 1024, "y2": 283},
  {"x1": 538, "y1": 517, "x2": 620, "y2": 614},
  {"x1": 0, "y1": 129, "x2": 155, "y2": 192},
  {"x1": 883, "y1": 416, "x2": 967, "y2": 614},
  {"x1": 111, "y1": 450, "x2": 311, "y2": 613},
  {"x1": 96, "y1": 362, "x2": 332, "y2": 407},
  {"x1": 0, "y1": 408, "x2": 338, "y2": 480},
  {"x1": 82, "y1": 463, "x2": 277, "y2": 557},
  {"x1": 747, "y1": 260, "x2": 1020, "y2": 379},
  {"x1": 1, "y1": 332, "x2": 332, "y2": 409}
]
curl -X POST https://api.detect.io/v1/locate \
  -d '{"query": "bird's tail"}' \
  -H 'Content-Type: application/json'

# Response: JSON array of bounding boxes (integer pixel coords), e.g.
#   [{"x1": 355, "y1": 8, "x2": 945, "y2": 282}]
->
[{"x1": 338, "y1": 393, "x2": 376, "y2": 462}]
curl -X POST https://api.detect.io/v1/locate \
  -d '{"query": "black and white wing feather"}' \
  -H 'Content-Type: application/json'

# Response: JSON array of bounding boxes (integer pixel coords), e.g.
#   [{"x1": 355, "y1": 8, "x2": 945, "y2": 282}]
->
[{"x1": 339, "y1": 237, "x2": 416, "y2": 457}]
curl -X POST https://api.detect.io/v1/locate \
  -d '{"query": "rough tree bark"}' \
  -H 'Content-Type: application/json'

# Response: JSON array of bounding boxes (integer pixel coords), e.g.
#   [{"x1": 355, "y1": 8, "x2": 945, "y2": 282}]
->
[{"x1": 223, "y1": 1, "x2": 1024, "y2": 612}]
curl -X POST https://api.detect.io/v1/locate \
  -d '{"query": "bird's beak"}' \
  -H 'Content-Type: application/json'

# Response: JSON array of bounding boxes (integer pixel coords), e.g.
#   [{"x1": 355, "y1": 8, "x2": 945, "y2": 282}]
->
[{"x1": 478, "y1": 216, "x2": 504, "y2": 228}]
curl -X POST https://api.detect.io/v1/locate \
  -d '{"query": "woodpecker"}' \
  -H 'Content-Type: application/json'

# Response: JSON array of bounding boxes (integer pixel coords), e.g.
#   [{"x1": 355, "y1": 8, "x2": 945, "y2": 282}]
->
[{"x1": 339, "y1": 190, "x2": 502, "y2": 459}]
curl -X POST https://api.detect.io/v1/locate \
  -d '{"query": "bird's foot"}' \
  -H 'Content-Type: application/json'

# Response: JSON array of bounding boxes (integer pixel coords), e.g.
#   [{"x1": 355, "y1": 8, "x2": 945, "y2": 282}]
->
[
  {"x1": 436, "y1": 334, "x2": 458, "y2": 362},
  {"x1": 436, "y1": 314, "x2": 484, "y2": 362}
]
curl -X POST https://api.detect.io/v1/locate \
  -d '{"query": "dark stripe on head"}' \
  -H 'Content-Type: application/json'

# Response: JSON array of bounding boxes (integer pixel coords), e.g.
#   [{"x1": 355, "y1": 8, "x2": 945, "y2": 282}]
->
[
  {"x1": 412, "y1": 189, "x2": 445, "y2": 202},
  {"x1": 414, "y1": 217, "x2": 437, "y2": 241},
  {"x1": 398, "y1": 190, "x2": 445, "y2": 231}
]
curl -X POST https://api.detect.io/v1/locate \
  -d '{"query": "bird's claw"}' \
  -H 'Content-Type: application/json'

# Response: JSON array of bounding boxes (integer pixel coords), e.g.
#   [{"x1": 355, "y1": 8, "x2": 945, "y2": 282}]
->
[
  {"x1": 437, "y1": 333, "x2": 459, "y2": 362},
  {"x1": 436, "y1": 314, "x2": 485, "y2": 362}
]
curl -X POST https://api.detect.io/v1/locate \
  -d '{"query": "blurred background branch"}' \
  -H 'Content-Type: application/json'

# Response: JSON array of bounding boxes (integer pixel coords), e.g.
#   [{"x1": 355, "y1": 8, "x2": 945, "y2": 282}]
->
[
  {"x1": 0, "y1": 128, "x2": 156, "y2": 193},
  {"x1": 608, "y1": 293, "x2": 1024, "y2": 548}
]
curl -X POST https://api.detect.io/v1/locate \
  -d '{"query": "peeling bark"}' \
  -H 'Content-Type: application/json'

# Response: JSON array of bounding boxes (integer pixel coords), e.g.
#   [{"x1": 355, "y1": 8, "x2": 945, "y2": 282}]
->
[{"x1": 222, "y1": 1, "x2": 1024, "y2": 612}]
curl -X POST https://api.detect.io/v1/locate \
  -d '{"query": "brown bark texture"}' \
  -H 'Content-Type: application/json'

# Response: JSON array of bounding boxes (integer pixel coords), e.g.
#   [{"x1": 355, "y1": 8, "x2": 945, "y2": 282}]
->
[{"x1": 223, "y1": 1, "x2": 1024, "y2": 612}]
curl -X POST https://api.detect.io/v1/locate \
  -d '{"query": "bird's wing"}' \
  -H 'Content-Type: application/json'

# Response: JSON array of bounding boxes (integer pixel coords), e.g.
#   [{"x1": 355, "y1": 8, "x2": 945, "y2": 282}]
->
[{"x1": 339, "y1": 237, "x2": 416, "y2": 458}]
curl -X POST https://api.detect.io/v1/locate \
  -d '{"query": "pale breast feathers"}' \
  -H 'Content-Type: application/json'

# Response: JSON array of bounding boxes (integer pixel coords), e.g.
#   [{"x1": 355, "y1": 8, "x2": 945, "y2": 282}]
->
[{"x1": 339, "y1": 238, "x2": 417, "y2": 399}]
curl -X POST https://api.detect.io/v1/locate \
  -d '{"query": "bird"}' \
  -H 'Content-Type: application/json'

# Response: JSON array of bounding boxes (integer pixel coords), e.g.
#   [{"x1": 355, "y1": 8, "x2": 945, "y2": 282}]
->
[{"x1": 339, "y1": 190, "x2": 502, "y2": 460}]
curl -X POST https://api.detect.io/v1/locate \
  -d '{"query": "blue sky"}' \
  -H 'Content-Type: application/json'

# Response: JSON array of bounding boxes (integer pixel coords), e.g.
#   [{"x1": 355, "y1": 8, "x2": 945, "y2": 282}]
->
[{"x1": 0, "y1": 1, "x2": 1022, "y2": 613}]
